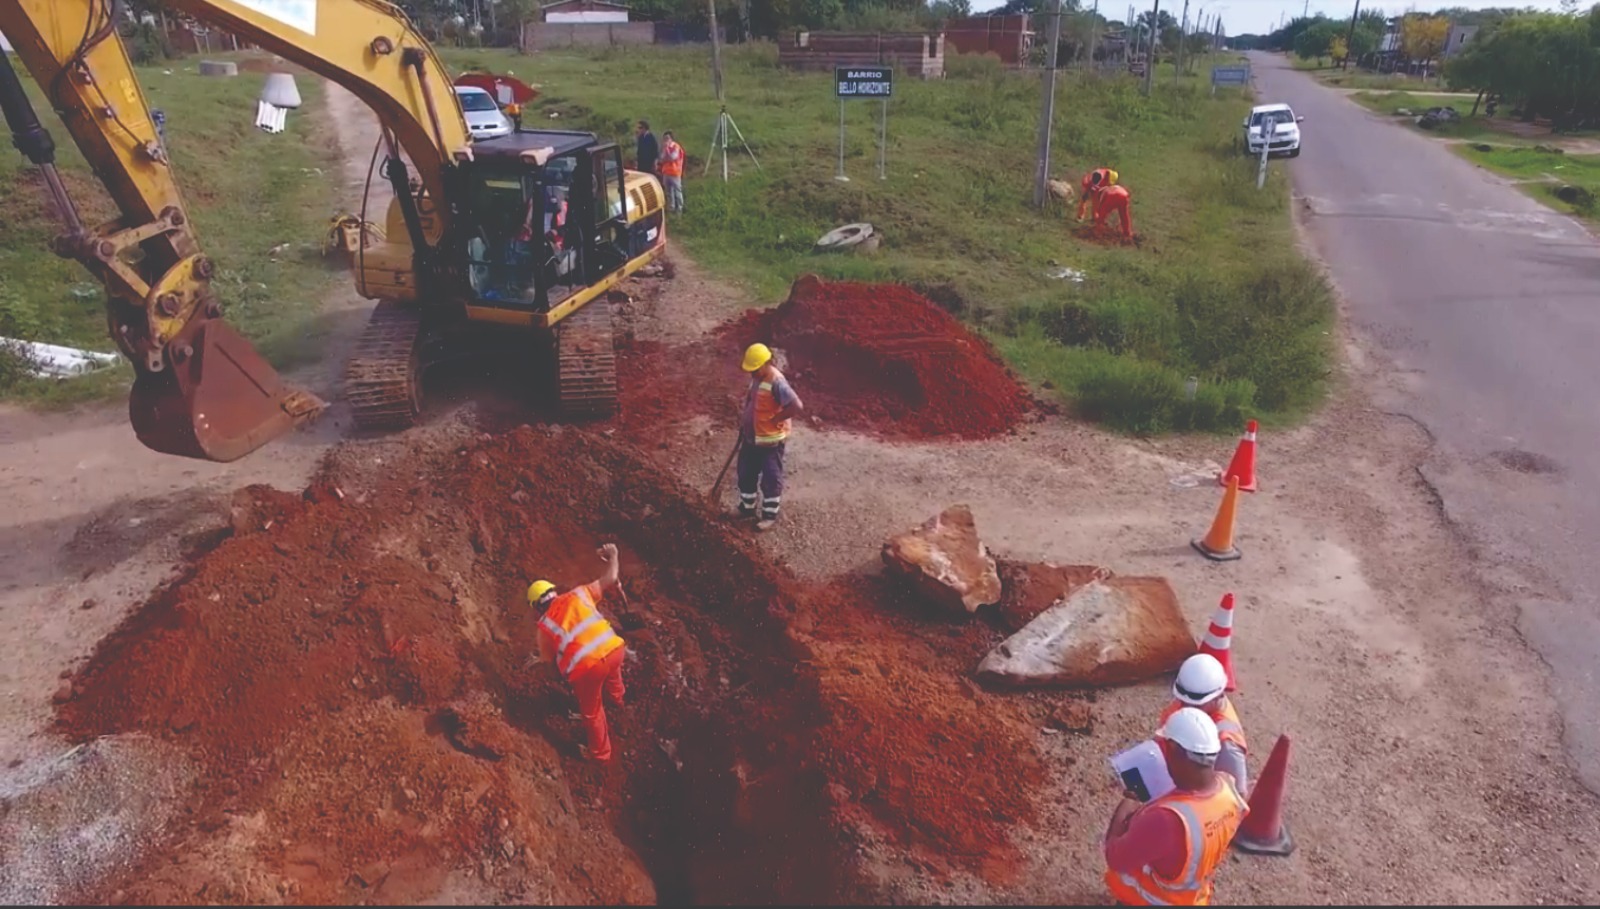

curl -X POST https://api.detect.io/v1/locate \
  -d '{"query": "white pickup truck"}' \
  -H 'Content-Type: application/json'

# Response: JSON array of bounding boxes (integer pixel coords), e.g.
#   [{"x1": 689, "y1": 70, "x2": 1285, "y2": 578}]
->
[{"x1": 1242, "y1": 103, "x2": 1304, "y2": 158}]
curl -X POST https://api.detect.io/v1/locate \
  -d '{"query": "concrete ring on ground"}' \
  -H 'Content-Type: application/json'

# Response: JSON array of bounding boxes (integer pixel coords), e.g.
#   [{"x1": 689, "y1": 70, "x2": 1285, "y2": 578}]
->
[{"x1": 815, "y1": 222, "x2": 873, "y2": 251}]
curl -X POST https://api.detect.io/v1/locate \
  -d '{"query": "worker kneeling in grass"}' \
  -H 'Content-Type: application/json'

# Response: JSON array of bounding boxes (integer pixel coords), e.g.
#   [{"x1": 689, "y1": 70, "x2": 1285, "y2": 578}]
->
[
  {"x1": 1161, "y1": 654, "x2": 1250, "y2": 797},
  {"x1": 1076, "y1": 167, "x2": 1119, "y2": 221},
  {"x1": 1104, "y1": 708, "x2": 1249, "y2": 906},
  {"x1": 528, "y1": 543, "x2": 627, "y2": 763}
]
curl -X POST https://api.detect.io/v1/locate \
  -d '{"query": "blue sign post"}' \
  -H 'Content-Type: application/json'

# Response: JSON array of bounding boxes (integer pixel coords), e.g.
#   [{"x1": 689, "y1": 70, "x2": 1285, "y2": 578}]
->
[{"x1": 1210, "y1": 65, "x2": 1250, "y2": 96}]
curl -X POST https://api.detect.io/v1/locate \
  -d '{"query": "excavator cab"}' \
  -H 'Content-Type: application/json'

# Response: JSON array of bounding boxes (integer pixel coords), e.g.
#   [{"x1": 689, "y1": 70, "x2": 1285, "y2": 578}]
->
[{"x1": 461, "y1": 130, "x2": 636, "y2": 317}]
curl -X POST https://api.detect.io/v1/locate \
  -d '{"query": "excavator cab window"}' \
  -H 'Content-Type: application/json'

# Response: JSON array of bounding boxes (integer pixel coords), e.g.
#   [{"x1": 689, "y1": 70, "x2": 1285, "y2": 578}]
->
[{"x1": 464, "y1": 169, "x2": 556, "y2": 305}]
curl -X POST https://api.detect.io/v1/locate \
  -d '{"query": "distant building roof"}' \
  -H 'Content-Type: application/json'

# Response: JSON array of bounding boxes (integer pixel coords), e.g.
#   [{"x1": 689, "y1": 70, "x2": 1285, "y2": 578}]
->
[{"x1": 540, "y1": 0, "x2": 629, "y2": 9}]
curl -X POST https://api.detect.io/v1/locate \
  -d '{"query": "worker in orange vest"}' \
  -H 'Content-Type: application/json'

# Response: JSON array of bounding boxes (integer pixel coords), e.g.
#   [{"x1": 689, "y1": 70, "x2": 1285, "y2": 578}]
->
[
  {"x1": 527, "y1": 543, "x2": 627, "y2": 763},
  {"x1": 737, "y1": 342, "x2": 805, "y2": 531},
  {"x1": 1093, "y1": 184, "x2": 1134, "y2": 240},
  {"x1": 659, "y1": 130, "x2": 685, "y2": 214},
  {"x1": 1160, "y1": 654, "x2": 1250, "y2": 797},
  {"x1": 1104, "y1": 708, "x2": 1248, "y2": 906},
  {"x1": 1077, "y1": 167, "x2": 1119, "y2": 220}
]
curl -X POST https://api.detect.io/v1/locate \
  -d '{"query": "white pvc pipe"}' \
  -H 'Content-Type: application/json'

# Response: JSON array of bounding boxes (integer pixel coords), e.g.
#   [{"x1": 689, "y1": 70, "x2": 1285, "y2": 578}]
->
[{"x1": 1, "y1": 338, "x2": 120, "y2": 378}]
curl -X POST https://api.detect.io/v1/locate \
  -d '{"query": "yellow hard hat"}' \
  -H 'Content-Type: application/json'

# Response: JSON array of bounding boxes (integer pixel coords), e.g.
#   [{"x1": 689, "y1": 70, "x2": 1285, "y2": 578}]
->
[
  {"x1": 526, "y1": 580, "x2": 556, "y2": 606},
  {"x1": 1107, "y1": 169, "x2": 1119, "y2": 185},
  {"x1": 741, "y1": 342, "x2": 772, "y2": 372}
]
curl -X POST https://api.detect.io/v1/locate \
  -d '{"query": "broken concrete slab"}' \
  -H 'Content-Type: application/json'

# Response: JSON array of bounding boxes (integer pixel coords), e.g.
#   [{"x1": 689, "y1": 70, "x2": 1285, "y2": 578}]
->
[
  {"x1": 881, "y1": 505, "x2": 1002, "y2": 614},
  {"x1": 976, "y1": 577, "x2": 1195, "y2": 688},
  {"x1": 995, "y1": 560, "x2": 1114, "y2": 633}
]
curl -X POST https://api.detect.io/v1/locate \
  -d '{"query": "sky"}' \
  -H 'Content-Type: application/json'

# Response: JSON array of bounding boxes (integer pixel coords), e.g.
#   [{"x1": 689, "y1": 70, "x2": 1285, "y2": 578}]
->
[{"x1": 970, "y1": 0, "x2": 1574, "y2": 36}]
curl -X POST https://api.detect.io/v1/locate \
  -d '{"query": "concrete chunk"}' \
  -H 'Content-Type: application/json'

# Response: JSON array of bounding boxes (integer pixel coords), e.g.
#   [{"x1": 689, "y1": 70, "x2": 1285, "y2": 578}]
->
[
  {"x1": 881, "y1": 504, "x2": 1002, "y2": 614},
  {"x1": 976, "y1": 577, "x2": 1195, "y2": 688}
]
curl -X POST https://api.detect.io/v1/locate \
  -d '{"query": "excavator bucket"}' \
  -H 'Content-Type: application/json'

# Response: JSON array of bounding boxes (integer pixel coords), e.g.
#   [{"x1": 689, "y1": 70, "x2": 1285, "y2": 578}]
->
[{"x1": 128, "y1": 319, "x2": 326, "y2": 463}]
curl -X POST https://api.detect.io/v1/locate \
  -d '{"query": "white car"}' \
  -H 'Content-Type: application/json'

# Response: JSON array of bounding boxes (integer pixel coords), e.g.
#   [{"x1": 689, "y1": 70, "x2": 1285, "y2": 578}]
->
[
  {"x1": 1242, "y1": 103, "x2": 1303, "y2": 158},
  {"x1": 455, "y1": 85, "x2": 514, "y2": 140}
]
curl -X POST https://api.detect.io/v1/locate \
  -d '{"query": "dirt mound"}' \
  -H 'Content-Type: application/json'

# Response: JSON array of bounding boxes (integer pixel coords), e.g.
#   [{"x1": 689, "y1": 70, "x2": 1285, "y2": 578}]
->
[
  {"x1": 52, "y1": 426, "x2": 1045, "y2": 904},
  {"x1": 618, "y1": 277, "x2": 1035, "y2": 443},
  {"x1": 731, "y1": 276, "x2": 1035, "y2": 440}
]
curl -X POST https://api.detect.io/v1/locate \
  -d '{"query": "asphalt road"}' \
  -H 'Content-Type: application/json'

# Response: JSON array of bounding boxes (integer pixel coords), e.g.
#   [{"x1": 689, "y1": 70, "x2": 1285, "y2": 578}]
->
[{"x1": 1247, "y1": 53, "x2": 1600, "y2": 792}]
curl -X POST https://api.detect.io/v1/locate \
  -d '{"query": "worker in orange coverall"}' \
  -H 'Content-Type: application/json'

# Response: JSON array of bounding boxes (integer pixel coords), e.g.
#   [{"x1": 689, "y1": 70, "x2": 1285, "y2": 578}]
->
[
  {"x1": 1076, "y1": 167, "x2": 1119, "y2": 220},
  {"x1": 1093, "y1": 184, "x2": 1134, "y2": 241},
  {"x1": 527, "y1": 543, "x2": 627, "y2": 763}
]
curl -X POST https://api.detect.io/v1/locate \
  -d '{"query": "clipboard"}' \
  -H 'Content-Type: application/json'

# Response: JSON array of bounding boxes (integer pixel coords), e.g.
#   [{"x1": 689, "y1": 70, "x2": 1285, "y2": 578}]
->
[{"x1": 1109, "y1": 739, "x2": 1176, "y2": 803}]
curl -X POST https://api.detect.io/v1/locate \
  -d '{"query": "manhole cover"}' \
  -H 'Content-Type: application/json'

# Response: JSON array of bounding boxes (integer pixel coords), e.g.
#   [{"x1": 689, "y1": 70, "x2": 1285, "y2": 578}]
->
[{"x1": 1490, "y1": 449, "x2": 1560, "y2": 475}]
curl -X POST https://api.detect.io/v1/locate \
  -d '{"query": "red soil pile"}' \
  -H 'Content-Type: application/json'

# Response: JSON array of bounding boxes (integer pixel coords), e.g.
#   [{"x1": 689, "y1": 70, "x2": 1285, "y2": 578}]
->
[
  {"x1": 730, "y1": 275, "x2": 1034, "y2": 440},
  {"x1": 618, "y1": 276, "x2": 1035, "y2": 443},
  {"x1": 53, "y1": 426, "x2": 1044, "y2": 904}
]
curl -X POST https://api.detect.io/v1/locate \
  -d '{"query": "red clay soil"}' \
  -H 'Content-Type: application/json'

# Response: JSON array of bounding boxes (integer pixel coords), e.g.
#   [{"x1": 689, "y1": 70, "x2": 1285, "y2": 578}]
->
[
  {"x1": 52, "y1": 426, "x2": 1046, "y2": 904},
  {"x1": 619, "y1": 275, "x2": 1036, "y2": 442}
]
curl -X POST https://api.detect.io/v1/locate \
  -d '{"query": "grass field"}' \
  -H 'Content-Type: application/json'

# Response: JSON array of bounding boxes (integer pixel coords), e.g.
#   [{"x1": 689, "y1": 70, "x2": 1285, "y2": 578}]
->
[
  {"x1": 442, "y1": 45, "x2": 1332, "y2": 433},
  {"x1": 1455, "y1": 144, "x2": 1600, "y2": 220},
  {"x1": 1348, "y1": 90, "x2": 1539, "y2": 143},
  {"x1": 0, "y1": 57, "x2": 343, "y2": 404},
  {"x1": 1292, "y1": 58, "x2": 1438, "y2": 91}
]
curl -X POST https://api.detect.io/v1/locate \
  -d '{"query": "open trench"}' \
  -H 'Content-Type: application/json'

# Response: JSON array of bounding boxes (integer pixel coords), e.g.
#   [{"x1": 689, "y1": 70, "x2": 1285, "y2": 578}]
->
[{"x1": 42, "y1": 425, "x2": 880, "y2": 905}]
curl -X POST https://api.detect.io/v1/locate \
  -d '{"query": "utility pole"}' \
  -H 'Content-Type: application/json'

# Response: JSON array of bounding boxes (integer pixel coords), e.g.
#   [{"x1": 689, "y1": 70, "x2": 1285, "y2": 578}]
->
[
  {"x1": 1303, "y1": 0, "x2": 1310, "y2": 18},
  {"x1": 1088, "y1": 0, "x2": 1100, "y2": 69},
  {"x1": 1177, "y1": 0, "x2": 1189, "y2": 77},
  {"x1": 1343, "y1": 0, "x2": 1360, "y2": 69},
  {"x1": 1142, "y1": 0, "x2": 1159, "y2": 95},
  {"x1": 1033, "y1": 0, "x2": 1065, "y2": 210}
]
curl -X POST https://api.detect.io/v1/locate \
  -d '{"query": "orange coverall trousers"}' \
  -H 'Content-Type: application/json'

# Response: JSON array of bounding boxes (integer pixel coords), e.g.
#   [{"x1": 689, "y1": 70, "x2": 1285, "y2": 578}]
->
[{"x1": 570, "y1": 647, "x2": 626, "y2": 762}]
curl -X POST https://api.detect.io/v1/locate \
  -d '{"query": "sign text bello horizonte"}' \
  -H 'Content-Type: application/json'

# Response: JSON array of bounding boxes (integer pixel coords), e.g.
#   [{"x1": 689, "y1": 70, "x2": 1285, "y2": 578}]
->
[{"x1": 835, "y1": 67, "x2": 894, "y2": 98}]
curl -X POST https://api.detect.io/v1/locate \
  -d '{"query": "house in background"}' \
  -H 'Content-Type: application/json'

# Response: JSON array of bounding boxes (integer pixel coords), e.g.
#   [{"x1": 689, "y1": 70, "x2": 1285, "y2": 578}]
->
[
  {"x1": 542, "y1": 0, "x2": 630, "y2": 24},
  {"x1": 1443, "y1": 23, "x2": 1479, "y2": 58}
]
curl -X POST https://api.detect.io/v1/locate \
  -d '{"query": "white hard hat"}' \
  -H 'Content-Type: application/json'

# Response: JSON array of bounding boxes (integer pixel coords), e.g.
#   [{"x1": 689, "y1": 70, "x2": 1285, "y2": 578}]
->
[
  {"x1": 1172, "y1": 653, "x2": 1228, "y2": 707},
  {"x1": 1159, "y1": 707, "x2": 1222, "y2": 762}
]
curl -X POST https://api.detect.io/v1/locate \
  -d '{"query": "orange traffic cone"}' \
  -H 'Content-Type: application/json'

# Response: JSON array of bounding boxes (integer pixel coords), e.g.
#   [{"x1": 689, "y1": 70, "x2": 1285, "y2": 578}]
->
[
  {"x1": 1192, "y1": 476, "x2": 1243, "y2": 562},
  {"x1": 1198, "y1": 593, "x2": 1238, "y2": 692},
  {"x1": 1220, "y1": 420, "x2": 1259, "y2": 493},
  {"x1": 1233, "y1": 733, "x2": 1296, "y2": 857}
]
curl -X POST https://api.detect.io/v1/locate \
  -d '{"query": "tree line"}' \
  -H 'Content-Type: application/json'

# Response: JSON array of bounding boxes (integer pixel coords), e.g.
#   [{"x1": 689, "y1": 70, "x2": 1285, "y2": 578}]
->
[{"x1": 1232, "y1": 3, "x2": 1600, "y2": 130}]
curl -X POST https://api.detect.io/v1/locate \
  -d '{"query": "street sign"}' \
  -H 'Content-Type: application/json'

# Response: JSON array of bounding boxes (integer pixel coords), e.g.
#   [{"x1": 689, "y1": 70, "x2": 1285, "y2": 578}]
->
[
  {"x1": 1211, "y1": 65, "x2": 1250, "y2": 95},
  {"x1": 833, "y1": 67, "x2": 894, "y2": 183},
  {"x1": 835, "y1": 66, "x2": 893, "y2": 99},
  {"x1": 1211, "y1": 66, "x2": 1250, "y2": 84}
]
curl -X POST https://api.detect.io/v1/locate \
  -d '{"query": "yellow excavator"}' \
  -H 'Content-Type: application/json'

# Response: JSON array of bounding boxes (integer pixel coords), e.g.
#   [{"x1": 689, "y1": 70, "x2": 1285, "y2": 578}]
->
[{"x1": 0, "y1": 0, "x2": 666, "y2": 462}]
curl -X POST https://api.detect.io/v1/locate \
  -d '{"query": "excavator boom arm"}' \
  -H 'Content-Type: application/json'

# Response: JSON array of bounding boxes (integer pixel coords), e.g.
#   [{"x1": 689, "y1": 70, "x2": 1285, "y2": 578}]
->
[{"x1": 0, "y1": 0, "x2": 472, "y2": 462}]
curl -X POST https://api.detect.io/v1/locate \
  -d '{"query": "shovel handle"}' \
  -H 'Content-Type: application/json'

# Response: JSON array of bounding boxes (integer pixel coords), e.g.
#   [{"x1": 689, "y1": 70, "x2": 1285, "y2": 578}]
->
[{"x1": 708, "y1": 434, "x2": 742, "y2": 502}]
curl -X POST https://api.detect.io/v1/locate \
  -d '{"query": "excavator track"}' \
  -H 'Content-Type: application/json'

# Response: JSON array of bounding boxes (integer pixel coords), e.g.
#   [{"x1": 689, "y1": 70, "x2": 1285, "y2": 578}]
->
[
  {"x1": 555, "y1": 296, "x2": 619, "y2": 420},
  {"x1": 345, "y1": 300, "x2": 424, "y2": 431}
]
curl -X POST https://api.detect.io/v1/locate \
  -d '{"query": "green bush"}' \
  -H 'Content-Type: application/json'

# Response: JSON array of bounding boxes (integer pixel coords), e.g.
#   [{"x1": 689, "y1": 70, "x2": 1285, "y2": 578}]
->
[
  {"x1": 120, "y1": 22, "x2": 176, "y2": 65},
  {"x1": 1171, "y1": 261, "x2": 1333, "y2": 411},
  {"x1": 1073, "y1": 356, "x2": 1255, "y2": 434}
]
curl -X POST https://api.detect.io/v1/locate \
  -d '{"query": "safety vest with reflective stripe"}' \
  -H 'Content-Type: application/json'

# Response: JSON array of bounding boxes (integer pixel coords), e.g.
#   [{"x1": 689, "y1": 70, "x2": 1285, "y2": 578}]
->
[
  {"x1": 660, "y1": 141, "x2": 685, "y2": 177},
  {"x1": 538, "y1": 586, "x2": 624, "y2": 680},
  {"x1": 1104, "y1": 778, "x2": 1248, "y2": 906},
  {"x1": 750, "y1": 369, "x2": 792, "y2": 446},
  {"x1": 1159, "y1": 697, "x2": 1247, "y2": 754}
]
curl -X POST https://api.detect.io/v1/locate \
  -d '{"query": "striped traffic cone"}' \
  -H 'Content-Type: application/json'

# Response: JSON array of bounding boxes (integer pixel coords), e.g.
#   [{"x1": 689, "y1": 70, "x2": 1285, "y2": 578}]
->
[
  {"x1": 1198, "y1": 592, "x2": 1237, "y2": 692},
  {"x1": 1220, "y1": 420, "x2": 1259, "y2": 493}
]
